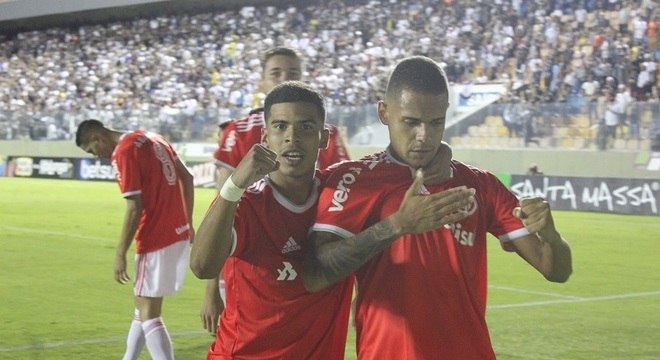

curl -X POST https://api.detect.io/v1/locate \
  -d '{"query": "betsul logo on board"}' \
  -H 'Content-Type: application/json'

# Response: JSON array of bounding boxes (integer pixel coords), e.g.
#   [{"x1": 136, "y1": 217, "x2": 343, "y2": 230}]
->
[{"x1": 79, "y1": 158, "x2": 116, "y2": 180}]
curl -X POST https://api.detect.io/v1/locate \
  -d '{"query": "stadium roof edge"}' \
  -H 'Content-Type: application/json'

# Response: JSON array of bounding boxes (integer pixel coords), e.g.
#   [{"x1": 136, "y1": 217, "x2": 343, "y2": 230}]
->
[{"x1": 0, "y1": 0, "x2": 319, "y2": 35}]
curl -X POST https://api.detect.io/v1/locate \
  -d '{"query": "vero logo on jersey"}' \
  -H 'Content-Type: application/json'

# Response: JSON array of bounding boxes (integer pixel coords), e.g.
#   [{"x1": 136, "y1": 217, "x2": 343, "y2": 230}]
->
[
  {"x1": 276, "y1": 262, "x2": 298, "y2": 281},
  {"x1": 329, "y1": 168, "x2": 362, "y2": 212}
]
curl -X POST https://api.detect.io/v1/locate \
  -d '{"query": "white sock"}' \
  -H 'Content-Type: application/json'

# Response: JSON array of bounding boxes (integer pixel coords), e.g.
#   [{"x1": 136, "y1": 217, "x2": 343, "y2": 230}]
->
[
  {"x1": 141, "y1": 316, "x2": 174, "y2": 360},
  {"x1": 122, "y1": 309, "x2": 145, "y2": 360}
]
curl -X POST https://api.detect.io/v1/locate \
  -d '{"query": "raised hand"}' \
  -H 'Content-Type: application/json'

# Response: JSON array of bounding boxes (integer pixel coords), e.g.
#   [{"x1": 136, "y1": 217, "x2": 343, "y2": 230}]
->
[
  {"x1": 513, "y1": 197, "x2": 560, "y2": 242},
  {"x1": 231, "y1": 144, "x2": 280, "y2": 189},
  {"x1": 420, "y1": 141, "x2": 453, "y2": 185},
  {"x1": 390, "y1": 169, "x2": 475, "y2": 236}
]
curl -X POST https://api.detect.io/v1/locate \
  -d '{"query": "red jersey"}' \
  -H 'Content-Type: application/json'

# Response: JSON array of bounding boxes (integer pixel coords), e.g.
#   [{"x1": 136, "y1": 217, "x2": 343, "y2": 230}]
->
[
  {"x1": 313, "y1": 149, "x2": 529, "y2": 360},
  {"x1": 112, "y1": 131, "x2": 191, "y2": 254},
  {"x1": 214, "y1": 108, "x2": 350, "y2": 171},
  {"x1": 207, "y1": 172, "x2": 353, "y2": 360}
]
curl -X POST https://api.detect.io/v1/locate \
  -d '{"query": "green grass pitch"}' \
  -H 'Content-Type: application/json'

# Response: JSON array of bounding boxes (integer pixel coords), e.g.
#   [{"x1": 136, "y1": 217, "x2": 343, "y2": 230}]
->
[{"x1": 1, "y1": 177, "x2": 658, "y2": 359}]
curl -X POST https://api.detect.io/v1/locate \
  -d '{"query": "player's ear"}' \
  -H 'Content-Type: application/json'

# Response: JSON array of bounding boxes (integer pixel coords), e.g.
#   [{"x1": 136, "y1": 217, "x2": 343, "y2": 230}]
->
[
  {"x1": 261, "y1": 126, "x2": 268, "y2": 146},
  {"x1": 319, "y1": 127, "x2": 329, "y2": 150},
  {"x1": 91, "y1": 133, "x2": 103, "y2": 146},
  {"x1": 377, "y1": 100, "x2": 388, "y2": 125}
]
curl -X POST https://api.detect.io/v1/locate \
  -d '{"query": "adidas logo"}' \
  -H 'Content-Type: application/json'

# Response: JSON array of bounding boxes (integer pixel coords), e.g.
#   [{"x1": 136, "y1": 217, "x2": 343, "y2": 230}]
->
[{"x1": 281, "y1": 237, "x2": 301, "y2": 254}]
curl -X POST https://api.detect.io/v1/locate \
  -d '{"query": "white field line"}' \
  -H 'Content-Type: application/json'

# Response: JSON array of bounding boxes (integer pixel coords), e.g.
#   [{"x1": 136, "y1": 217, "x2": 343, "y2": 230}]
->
[
  {"x1": 488, "y1": 290, "x2": 660, "y2": 310},
  {"x1": 489, "y1": 285, "x2": 585, "y2": 300},
  {"x1": 1, "y1": 225, "x2": 113, "y2": 242},
  {"x1": 2, "y1": 291, "x2": 659, "y2": 353},
  {"x1": 0, "y1": 330, "x2": 207, "y2": 352}
]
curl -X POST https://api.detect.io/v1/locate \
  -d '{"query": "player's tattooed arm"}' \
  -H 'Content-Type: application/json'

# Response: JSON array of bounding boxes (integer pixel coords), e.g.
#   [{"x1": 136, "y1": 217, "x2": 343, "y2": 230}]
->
[{"x1": 303, "y1": 219, "x2": 398, "y2": 291}]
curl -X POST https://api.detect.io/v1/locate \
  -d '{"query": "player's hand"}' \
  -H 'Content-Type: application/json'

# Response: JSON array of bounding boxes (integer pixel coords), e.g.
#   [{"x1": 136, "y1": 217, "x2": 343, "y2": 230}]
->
[
  {"x1": 200, "y1": 291, "x2": 223, "y2": 334},
  {"x1": 231, "y1": 144, "x2": 279, "y2": 188},
  {"x1": 421, "y1": 141, "x2": 453, "y2": 185},
  {"x1": 390, "y1": 169, "x2": 475, "y2": 235},
  {"x1": 114, "y1": 253, "x2": 130, "y2": 284},
  {"x1": 513, "y1": 197, "x2": 560, "y2": 242}
]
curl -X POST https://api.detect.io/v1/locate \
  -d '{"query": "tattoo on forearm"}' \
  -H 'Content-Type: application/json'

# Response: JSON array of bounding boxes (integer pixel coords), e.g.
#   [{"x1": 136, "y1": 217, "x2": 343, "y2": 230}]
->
[{"x1": 316, "y1": 219, "x2": 398, "y2": 285}]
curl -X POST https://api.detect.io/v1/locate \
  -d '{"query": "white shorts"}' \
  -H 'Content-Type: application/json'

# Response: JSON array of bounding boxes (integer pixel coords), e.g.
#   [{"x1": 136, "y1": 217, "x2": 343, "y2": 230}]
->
[{"x1": 134, "y1": 239, "x2": 189, "y2": 297}]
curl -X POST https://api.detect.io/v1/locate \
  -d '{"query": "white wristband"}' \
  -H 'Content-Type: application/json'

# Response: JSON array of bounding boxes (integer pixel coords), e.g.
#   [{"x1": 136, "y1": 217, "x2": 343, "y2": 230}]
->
[{"x1": 219, "y1": 176, "x2": 245, "y2": 202}]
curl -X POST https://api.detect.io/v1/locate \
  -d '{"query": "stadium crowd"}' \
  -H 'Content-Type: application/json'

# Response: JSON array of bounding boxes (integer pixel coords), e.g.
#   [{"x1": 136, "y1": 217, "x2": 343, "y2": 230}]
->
[{"x1": 0, "y1": 0, "x2": 658, "y2": 142}]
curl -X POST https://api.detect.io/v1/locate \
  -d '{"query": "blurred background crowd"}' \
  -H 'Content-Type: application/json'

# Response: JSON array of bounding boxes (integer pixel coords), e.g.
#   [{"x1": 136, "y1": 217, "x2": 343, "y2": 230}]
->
[{"x1": 0, "y1": 0, "x2": 658, "y2": 145}]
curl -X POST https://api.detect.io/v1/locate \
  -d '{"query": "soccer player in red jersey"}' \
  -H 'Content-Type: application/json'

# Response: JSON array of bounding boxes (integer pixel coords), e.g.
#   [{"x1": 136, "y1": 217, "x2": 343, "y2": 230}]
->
[
  {"x1": 76, "y1": 119, "x2": 194, "y2": 360},
  {"x1": 190, "y1": 81, "x2": 354, "y2": 359},
  {"x1": 201, "y1": 46, "x2": 350, "y2": 334},
  {"x1": 303, "y1": 56, "x2": 573, "y2": 359},
  {"x1": 213, "y1": 47, "x2": 349, "y2": 182}
]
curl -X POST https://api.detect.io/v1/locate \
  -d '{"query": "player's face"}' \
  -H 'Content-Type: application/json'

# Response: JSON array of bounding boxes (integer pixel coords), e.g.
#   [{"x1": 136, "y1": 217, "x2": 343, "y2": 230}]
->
[
  {"x1": 378, "y1": 89, "x2": 449, "y2": 169},
  {"x1": 263, "y1": 102, "x2": 328, "y2": 179},
  {"x1": 81, "y1": 135, "x2": 113, "y2": 159},
  {"x1": 259, "y1": 55, "x2": 302, "y2": 93}
]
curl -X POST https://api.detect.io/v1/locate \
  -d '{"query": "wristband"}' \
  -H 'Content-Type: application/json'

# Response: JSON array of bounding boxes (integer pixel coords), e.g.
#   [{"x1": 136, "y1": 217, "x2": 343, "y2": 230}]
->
[{"x1": 219, "y1": 176, "x2": 245, "y2": 202}]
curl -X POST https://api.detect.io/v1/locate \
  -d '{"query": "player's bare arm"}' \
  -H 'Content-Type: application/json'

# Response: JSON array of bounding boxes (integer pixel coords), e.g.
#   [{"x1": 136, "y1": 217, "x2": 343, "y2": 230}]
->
[
  {"x1": 202, "y1": 165, "x2": 232, "y2": 332},
  {"x1": 302, "y1": 170, "x2": 476, "y2": 292},
  {"x1": 190, "y1": 144, "x2": 279, "y2": 279},
  {"x1": 215, "y1": 167, "x2": 233, "y2": 192},
  {"x1": 115, "y1": 196, "x2": 142, "y2": 284},
  {"x1": 201, "y1": 280, "x2": 224, "y2": 333},
  {"x1": 511, "y1": 197, "x2": 573, "y2": 283},
  {"x1": 190, "y1": 183, "x2": 241, "y2": 279},
  {"x1": 174, "y1": 157, "x2": 195, "y2": 234}
]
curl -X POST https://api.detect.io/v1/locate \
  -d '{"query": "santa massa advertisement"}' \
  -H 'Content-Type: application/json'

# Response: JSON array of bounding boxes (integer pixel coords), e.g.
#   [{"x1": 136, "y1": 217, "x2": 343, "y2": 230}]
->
[{"x1": 511, "y1": 175, "x2": 660, "y2": 216}]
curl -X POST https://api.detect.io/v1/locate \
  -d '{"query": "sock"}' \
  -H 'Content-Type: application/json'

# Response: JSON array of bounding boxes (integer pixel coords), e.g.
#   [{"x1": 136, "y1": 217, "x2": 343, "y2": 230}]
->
[
  {"x1": 141, "y1": 316, "x2": 174, "y2": 360},
  {"x1": 122, "y1": 309, "x2": 145, "y2": 360}
]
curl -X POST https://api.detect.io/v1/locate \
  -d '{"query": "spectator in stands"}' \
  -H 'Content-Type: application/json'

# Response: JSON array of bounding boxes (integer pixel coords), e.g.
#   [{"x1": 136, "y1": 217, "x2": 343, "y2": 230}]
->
[
  {"x1": 527, "y1": 163, "x2": 544, "y2": 175},
  {"x1": 582, "y1": 73, "x2": 602, "y2": 125},
  {"x1": 618, "y1": 2, "x2": 631, "y2": 34},
  {"x1": 616, "y1": 83, "x2": 636, "y2": 138},
  {"x1": 502, "y1": 94, "x2": 522, "y2": 137},
  {"x1": 637, "y1": 62, "x2": 654, "y2": 100},
  {"x1": 602, "y1": 91, "x2": 625, "y2": 149}
]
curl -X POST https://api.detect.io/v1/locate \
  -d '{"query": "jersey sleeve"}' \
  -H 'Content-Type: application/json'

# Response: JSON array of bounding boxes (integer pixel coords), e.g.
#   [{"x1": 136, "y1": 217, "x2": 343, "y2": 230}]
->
[
  {"x1": 113, "y1": 138, "x2": 142, "y2": 198},
  {"x1": 213, "y1": 121, "x2": 243, "y2": 171},
  {"x1": 480, "y1": 171, "x2": 529, "y2": 249},
  {"x1": 214, "y1": 112, "x2": 264, "y2": 171},
  {"x1": 318, "y1": 125, "x2": 350, "y2": 169}
]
